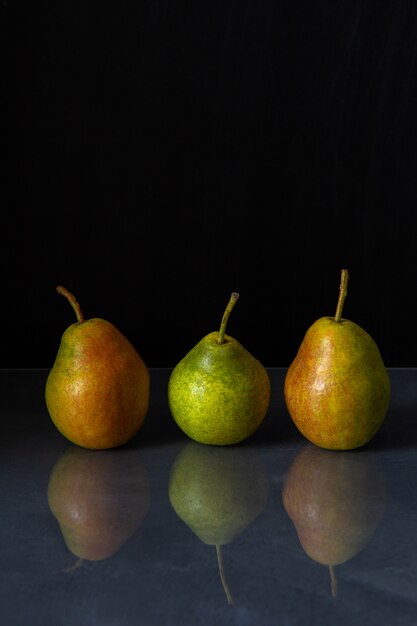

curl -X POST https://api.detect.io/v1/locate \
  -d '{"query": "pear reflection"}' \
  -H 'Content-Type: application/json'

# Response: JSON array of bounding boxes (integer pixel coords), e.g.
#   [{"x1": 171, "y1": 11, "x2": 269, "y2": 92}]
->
[
  {"x1": 168, "y1": 441, "x2": 269, "y2": 604},
  {"x1": 282, "y1": 444, "x2": 386, "y2": 596},
  {"x1": 47, "y1": 445, "x2": 150, "y2": 567}
]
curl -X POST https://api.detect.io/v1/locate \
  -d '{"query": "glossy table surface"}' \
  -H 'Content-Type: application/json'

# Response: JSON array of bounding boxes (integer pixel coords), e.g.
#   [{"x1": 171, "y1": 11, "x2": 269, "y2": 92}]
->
[{"x1": 2, "y1": 368, "x2": 417, "y2": 626}]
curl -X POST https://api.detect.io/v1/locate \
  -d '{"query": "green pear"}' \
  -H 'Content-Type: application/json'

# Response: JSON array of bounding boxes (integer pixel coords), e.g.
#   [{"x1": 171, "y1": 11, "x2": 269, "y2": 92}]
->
[
  {"x1": 168, "y1": 293, "x2": 271, "y2": 445},
  {"x1": 48, "y1": 445, "x2": 150, "y2": 565},
  {"x1": 282, "y1": 444, "x2": 386, "y2": 596},
  {"x1": 46, "y1": 286, "x2": 150, "y2": 450},
  {"x1": 284, "y1": 270, "x2": 390, "y2": 450},
  {"x1": 168, "y1": 441, "x2": 269, "y2": 603}
]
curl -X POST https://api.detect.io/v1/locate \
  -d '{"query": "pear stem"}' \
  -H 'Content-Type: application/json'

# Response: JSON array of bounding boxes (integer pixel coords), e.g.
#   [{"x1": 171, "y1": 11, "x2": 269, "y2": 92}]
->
[
  {"x1": 57, "y1": 286, "x2": 85, "y2": 323},
  {"x1": 216, "y1": 544, "x2": 234, "y2": 605},
  {"x1": 334, "y1": 269, "x2": 349, "y2": 323},
  {"x1": 218, "y1": 292, "x2": 239, "y2": 344},
  {"x1": 329, "y1": 565, "x2": 338, "y2": 597}
]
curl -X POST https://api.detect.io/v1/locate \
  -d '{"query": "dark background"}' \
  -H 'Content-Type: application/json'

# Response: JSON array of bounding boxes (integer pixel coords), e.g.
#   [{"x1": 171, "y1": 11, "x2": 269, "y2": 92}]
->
[{"x1": 2, "y1": 0, "x2": 417, "y2": 368}]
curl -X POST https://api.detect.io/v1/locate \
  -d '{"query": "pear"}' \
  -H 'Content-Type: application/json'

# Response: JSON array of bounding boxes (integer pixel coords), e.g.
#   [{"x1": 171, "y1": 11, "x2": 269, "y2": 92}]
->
[
  {"x1": 282, "y1": 444, "x2": 386, "y2": 596},
  {"x1": 284, "y1": 270, "x2": 390, "y2": 450},
  {"x1": 47, "y1": 445, "x2": 150, "y2": 564},
  {"x1": 45, "y1": 286, "x2": 150, "y2": 449},
  {"x1": 168, "y1": 293, "x2": 271, "y2": 445},
  {"x1": 168, "y1": 441, "x2": 269, "y2": 603}
]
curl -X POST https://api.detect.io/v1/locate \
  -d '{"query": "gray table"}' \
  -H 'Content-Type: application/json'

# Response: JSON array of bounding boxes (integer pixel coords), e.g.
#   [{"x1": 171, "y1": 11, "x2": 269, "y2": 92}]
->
[{"x1": 1, "y1": 368, "x2": 417, "y2": 626}]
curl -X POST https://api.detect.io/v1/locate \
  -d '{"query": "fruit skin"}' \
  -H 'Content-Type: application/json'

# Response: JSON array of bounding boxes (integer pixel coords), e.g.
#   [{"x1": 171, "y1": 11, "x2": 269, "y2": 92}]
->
[
  {"x1": 168, "y1": 441, "x2": 269, "y2": 545},
  {"x1": 46, "y1": 318, "x2": 150, "y2": 449},
  {"x1": 284, "y1": 317, "x2": 390, "y2": 450},
  {"x1": 282, "y1": 444, "x2": 386, "y2": 567},
  {"x1": 47, "y1": 445, "x2": 150, "y2": 561},
  {"x1": 168, "y1": 331, "x2": 271, "y2": 446}
]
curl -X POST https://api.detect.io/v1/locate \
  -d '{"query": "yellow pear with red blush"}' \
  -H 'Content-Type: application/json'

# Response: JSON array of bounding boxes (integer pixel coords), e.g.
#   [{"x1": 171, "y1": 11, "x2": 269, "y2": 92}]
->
[
  {"x1": 284, "y1": 269, "x2": 390, "y2": 450},
  {"x1": 45, "y1": 286, "x2": 150, "y2": 449}
]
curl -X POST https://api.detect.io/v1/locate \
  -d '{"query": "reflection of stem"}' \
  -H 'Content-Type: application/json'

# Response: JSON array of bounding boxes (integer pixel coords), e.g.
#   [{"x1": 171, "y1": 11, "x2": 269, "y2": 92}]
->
[
  {"x1": 216, "y1": 544, "x2": 234, "y2": 605},
  {"x1": 64, "y1": 557, "x2": 84, "y2": 572},
  {"x1": 329, "y1": 565, "x2": 338, "y2": 597}
]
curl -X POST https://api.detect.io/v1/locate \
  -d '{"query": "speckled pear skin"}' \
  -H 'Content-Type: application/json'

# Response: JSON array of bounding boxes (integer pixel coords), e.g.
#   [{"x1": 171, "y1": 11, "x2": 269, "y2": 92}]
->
[
  {"x1": 168, "y1": 442, "x2": 269, "y2": 545},
  {"x1": 45, "y1": 318, "x2": 150, "y2": 450},
  {"x1": 168, "y1": 331, "x2": 271, "y2": 445},
  {"x1": 284, "y1": 317, "x2": 390, "y2": 450}
]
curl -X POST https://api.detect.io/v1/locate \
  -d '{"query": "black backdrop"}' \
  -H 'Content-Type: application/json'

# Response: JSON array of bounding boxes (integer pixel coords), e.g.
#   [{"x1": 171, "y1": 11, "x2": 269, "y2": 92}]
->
[{"x1": 3, "y1": 1, "x2": 417, "y2": 368}]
